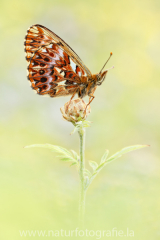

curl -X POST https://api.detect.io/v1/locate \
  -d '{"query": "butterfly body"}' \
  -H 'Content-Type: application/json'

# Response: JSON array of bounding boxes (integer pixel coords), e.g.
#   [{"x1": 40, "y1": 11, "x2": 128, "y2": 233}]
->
[{"x1": 24, "y1": 24, "x2": 111, "y2": 105}]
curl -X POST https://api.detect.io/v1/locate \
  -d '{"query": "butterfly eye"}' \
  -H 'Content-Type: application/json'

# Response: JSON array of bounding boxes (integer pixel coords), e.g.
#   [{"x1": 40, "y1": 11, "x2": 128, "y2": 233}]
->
[
  {"x1": 97, "y1": 74, "x2": 106, "y2": 86},
  {"x1": 96, "y1": 74, "x2": 101, "y2": 81}
]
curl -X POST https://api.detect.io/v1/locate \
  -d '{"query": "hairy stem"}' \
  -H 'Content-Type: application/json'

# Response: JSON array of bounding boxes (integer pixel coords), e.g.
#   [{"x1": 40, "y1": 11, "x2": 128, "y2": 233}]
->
[{"x1": 78, "y1": 125, "x2": 86, "y2": 228}]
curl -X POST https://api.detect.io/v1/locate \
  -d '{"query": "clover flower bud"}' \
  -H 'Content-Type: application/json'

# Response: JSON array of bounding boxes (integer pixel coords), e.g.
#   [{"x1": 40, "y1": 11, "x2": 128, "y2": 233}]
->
[{"x1": 60, "y1": 99, "x2": 91, "y2": 123}]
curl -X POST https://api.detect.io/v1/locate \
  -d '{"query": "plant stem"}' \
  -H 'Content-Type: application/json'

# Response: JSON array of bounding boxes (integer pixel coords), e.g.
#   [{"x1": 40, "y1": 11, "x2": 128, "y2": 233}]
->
[{"x1": 78, "y1": 124, "x2": 86, "y2": 228}]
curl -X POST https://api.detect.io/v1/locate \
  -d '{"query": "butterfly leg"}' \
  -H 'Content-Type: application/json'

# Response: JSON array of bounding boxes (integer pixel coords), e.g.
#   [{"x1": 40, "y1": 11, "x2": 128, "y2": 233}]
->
[
  {"x1": 84, "y1": 94, "x2": 95, "y2": 116},
  {"x1": 84, "y1": 86, "x2": 97, "y2": 115},
  {"x1": 65, "y1": 88, "x2": 78, "y2": 113}
]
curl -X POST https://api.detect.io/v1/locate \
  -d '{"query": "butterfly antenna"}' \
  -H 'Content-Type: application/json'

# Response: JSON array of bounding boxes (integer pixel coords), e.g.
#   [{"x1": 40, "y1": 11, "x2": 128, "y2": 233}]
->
[{"x1": 99, "y1": 52, "x2": 113, "y2": 74}]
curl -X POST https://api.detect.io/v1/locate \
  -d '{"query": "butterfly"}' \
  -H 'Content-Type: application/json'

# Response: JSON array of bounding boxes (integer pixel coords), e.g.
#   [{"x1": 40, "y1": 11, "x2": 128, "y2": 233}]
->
[{"x1": 24, "y1": 24, "x2": 112, "y2": 109}]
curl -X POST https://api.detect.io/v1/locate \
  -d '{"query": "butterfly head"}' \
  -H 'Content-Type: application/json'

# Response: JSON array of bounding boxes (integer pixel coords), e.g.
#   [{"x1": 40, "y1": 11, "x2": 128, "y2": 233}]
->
[
  {"x1": 96, "y1": 52, "x2": 113, "y2": 86},
  {"x1": 96, "y1": 70, "x2": 108, "y2": 86}
]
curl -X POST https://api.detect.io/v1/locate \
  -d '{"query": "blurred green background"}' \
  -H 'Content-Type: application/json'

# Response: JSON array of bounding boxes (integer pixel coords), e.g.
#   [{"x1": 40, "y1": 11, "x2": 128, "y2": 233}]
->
[{"x1": 0, "y1": 0, "x2": 160, "y2": 239}]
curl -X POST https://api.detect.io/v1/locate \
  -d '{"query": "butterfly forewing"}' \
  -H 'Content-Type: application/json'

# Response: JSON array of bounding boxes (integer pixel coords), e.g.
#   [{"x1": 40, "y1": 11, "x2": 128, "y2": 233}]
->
[{"x1": 24, "y1": 24, "x2": 93, "y2": 97}]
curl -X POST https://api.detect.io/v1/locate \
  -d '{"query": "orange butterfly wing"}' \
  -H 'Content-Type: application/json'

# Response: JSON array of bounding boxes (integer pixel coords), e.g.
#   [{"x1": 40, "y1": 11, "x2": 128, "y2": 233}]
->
[{"x1": 24, "y1": 24, "x2": 92, "y2": 97}]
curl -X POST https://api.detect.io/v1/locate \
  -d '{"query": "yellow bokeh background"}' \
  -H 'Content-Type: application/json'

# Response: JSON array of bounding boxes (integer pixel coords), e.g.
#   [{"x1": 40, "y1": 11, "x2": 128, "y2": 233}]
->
[{"x1": 0, "y1": 0, "x2": 160, "y2": 239}]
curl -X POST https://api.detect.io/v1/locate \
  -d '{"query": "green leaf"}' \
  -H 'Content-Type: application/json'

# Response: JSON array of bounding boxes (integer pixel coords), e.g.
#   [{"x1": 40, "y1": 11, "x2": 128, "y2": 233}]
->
[
  {"x1": 71, "y1": 150, "x2": 79, "y2": 161},
  {"x1": 84, "y1": 169, "x2": 92, "y2": 177},
  {"x1": 60, "y1": 158, "x2": 75, "y2": 162},
  {"x1": 24, "y1": 144, "x2": 75, "y2": 161},
  {"x1": 53, "y1": 146, "x2": 73, "y2": 157},
  {"x1": 93, "y1": 163, "x2": 105, "y2": 172},
  {"x1": 118, "y1": 145, "x2": 149, "y2": 154},
  {"x1": 89, "y1": 161, "x2": 98, "y2": 171},
  {"x1": 100, "y1": 150, "x2": 109, "y2": 164},
  {"x1": 70, "y1": 162, "x2": 78, "y2": 166},
  {"x1": 85, "y1": 145, "x2": 149, "y2": 191},
  {"x1": 106, "y1": 145, "x2": 149, "y2": 163}
]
